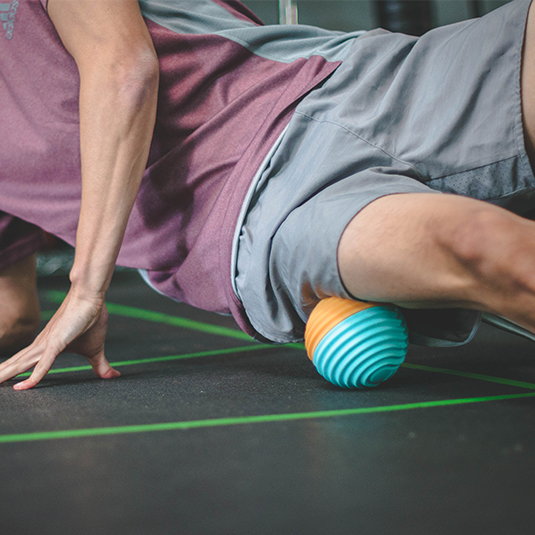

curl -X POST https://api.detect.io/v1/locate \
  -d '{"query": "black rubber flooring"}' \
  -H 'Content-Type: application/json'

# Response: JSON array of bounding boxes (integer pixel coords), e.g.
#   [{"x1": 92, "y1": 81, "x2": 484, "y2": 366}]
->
[{"x1": 2, "y1": 271, "x2": 535, "y2": 534}]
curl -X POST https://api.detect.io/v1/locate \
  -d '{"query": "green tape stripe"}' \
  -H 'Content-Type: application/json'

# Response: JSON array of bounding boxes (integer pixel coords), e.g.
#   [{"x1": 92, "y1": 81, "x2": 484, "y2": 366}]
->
[
  {"x1": 401, "y1": 362, "x2": 535, "y2": 390},
  {"x1": 40, "y1": 310, "x2": 56, "y2": 321},
  {"x1": 17, "y1": 355, "x2": 535, "y2": 393},
  {"x1": 16, "y1": 344, "x2": 273, "y2": 378},
  {"x1": 44, "y1": 293, "x2": 534, "y2": 390},
  {"x1": 34, "y1": 307, "x2": 535, "y2": 391},
  {"x1": 2, "y1": 392, "x2": 534, "y2": 444},
  {"x1": 47, "y1": 291, "x2": 252, "y2": 341},
  {"x1": 46, "y1": 291, "x2": 305, "y2": 349}
]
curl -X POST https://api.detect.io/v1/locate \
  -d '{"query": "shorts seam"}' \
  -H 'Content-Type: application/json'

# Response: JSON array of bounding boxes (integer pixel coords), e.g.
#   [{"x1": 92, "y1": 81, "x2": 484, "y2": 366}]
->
[{"x1": 294, "y1": 110, "x2": 426, "y2": 181}]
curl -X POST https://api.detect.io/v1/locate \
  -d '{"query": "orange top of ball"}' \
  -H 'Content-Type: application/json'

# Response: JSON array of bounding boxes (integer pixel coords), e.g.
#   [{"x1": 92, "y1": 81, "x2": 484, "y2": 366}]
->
[{"x1": 304, "y1": 297, "x2": 377, "y2": 361}]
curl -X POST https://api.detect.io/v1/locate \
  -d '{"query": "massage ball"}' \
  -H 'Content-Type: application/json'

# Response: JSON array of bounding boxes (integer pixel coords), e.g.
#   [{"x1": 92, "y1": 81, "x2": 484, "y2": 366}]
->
[{"x1": 304, "y1": 297, "x2": 408, "y2": 388}]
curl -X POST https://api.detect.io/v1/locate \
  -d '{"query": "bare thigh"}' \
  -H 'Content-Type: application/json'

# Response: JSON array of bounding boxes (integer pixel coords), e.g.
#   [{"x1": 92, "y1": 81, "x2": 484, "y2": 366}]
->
[
  {"x1": 338, "y1": 191, "x2": 535, "y2": 334},
  {"x1": 338, "y1": 3, "x2": 535, "y2": 317}
]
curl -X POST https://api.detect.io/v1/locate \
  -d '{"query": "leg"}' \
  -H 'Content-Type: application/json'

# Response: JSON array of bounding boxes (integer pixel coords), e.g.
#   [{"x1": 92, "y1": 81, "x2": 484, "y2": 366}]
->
[
  {"x1": 339, "y1": 1, "x2": 535, "y2": 334},
  {"x1": 338, "y1": 192, "x2": 535, "y2": 333},
  {"x1": 0, "y1": 254, "x2": 40, "y2": 355}
]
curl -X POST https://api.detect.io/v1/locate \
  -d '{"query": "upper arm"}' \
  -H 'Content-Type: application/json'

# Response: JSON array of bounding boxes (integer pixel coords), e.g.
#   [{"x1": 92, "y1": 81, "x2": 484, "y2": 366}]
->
[{"x1": 46, "y1": 0, "x2": 157, "y2": 71}]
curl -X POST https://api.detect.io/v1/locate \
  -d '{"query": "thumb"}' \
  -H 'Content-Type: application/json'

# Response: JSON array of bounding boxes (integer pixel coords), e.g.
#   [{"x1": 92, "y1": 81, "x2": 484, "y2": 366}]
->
[{"x1": 87, "y1": 351, "x2": 121, "y2": 379}]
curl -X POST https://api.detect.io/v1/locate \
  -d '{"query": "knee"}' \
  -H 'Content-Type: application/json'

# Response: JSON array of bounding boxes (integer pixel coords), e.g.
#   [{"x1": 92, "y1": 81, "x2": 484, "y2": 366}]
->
[{"x1": 0, "y1": 255, "x2": 40, "y2": 355}]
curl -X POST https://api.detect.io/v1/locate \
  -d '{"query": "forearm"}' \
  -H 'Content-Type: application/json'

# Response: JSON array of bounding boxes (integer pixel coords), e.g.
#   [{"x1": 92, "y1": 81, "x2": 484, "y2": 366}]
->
[
  {"x1": 0, "y1": 0, "x2": 158, "y2": 389},
  {"x1": 46, "y1": 0, "x2": 159, "y2": 298},
  {"x1": 70, "y1": 60, "x2": 158, "y2": 298},
  {"x1": 70, "y1": 54, "x2": 159, "y2": 297}
]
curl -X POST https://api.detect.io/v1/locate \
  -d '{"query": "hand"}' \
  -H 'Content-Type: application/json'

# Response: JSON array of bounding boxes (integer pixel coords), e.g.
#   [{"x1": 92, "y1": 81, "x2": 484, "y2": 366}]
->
[{"x1": 0, "y1": 288, "x2": 120, "y2": 390}]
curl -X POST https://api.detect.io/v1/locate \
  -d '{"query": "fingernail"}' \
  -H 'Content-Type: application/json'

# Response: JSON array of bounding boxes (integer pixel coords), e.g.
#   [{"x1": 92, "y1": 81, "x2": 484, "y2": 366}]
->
[{"x1": 13, "y1": 381, "x2": 26, "y2": 390}]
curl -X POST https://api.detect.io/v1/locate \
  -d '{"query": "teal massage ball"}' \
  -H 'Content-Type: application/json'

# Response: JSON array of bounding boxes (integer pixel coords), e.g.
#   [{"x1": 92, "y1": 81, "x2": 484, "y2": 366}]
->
[{"x1": 304, "y1": 297, "x2": 408, "y2": 388}]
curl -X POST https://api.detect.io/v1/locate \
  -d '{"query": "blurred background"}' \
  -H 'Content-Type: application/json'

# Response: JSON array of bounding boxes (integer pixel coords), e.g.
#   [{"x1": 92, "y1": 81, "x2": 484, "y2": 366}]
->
[{"x1": 243, "y1": 0, "x2": 511, "y2": 33}]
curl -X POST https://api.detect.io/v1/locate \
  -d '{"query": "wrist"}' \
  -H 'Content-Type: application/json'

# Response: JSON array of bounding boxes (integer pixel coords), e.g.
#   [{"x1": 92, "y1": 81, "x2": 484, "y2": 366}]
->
[
  {"x1": 69, "y1": 262, "x2": 112, "y2": 300},
  {"x1": 68, "y1": 276, "x2": 107, "y2": 304}
]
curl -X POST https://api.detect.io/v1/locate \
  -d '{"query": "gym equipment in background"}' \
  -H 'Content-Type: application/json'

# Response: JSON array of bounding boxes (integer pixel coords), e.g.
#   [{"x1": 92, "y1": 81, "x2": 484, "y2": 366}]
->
[
  {"x1": 376, "y1": 0, "x2": 432, "y2": 36},
  {"x1": 468, "y1": 0, "x2": 482, "y2": 18},
  {"x1": 280, "y1": 0, "x2": 298, "y2": 25}
]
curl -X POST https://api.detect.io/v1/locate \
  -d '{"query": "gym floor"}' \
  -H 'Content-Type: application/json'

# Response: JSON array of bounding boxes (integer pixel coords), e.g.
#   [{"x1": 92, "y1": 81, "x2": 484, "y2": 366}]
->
[{"x1": 2, "y1": 271, "x2": 535, "y2": 534}]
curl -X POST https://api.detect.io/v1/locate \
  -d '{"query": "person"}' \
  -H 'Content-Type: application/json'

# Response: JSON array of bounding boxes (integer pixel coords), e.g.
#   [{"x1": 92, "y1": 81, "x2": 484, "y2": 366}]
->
[{"x1": 1, "y1": 0, "x2": 535, "y2": 390}]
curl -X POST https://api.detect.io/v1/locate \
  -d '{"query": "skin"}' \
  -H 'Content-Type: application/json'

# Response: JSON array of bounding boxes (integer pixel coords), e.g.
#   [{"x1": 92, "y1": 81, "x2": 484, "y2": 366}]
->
[
  {"x1": 0, "y1": 0, "x2": 159, "y2": 389},
  {"x1": 0, "y1": 254, "x2": 40, "y2": 356},
  {"x1": 339, "y1": 0, "x2": 535, "y2": 331},
  {"x1": 1, "y1": 1, "x2": 535, "y2": 389}
]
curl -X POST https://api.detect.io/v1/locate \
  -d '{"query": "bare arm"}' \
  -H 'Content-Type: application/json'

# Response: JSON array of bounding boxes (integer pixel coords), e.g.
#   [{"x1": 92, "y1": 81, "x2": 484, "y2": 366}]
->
[
  {"x1": 0, "y1": 0, "x2": 159, "y2": 389},
  {"x1": 53, "y1": 0, "x2": 159, "y2": 298}
]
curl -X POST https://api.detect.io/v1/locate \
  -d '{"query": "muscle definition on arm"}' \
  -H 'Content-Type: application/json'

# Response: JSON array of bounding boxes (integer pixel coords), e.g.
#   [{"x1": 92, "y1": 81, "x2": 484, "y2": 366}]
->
[
  {"x1": 0, "y1": 0, "x2": 159, "y2": 389},
  {"x1": 50, "y1": 0, "x2": 160, "y2": 297}
]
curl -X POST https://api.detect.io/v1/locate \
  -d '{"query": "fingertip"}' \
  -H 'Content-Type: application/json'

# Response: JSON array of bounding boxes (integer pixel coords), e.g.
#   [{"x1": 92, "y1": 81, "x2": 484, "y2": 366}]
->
[
  {"x1": 94, "y1": 366, "x2": 121, "y2": 379},
  {"x1": 90, "y1": 353, "x2": 120, "y2": 380},
  {"x1": 13, "y1": 380, "x2": 33, "y2": 391},
  {"x1": 103, "y1": 367, "x2": 121, "y2": 379}
]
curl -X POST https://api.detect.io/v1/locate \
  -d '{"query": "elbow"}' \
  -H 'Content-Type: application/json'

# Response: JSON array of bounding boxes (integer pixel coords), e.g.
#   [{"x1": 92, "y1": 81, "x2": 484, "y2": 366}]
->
[
  {"x1": 94, "y1": 45, "x2": 160, "y2": 109},
  {"x1": 116, "y1": 48, "x2": 160, "y2": 105},
  {"x1": 132, "y1": 48, "x2": 160, "y2": 90}
]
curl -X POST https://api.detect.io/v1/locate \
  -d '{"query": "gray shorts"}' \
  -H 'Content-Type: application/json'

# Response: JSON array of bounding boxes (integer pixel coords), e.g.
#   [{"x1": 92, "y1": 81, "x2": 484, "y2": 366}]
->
[{"x1": 235, "y1": 0, "x2": 535, "y2": 345}]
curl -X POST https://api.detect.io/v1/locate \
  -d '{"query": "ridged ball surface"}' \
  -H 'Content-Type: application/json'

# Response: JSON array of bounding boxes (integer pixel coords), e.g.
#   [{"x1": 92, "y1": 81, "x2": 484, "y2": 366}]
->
[{"x1": 312, "y1": 306, "x2": 408, "y2": 388}]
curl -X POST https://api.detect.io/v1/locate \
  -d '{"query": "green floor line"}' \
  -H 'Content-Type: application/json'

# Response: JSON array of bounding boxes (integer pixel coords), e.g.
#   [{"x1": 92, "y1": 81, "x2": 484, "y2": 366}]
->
[
  {"x1": 2, "y1": 392, "x2": 535, "y2": 444},
  {"x1": 40, "y1": 310, "x2": 56, "y2": 321},
  {"x1": 15, "y1": 351, "x2": 535, "y2": 394},
  {"x1": 46, "y1": 291, "x2": 305, "y2": 349},
  {"x1": 44, "y1": 293, "x2": 535, "y2": 391},
  {"x1": 47, "y1": 291, "x2": 252, "y2": 341},
  {"x1": 37, "y1": 301, "x2": 535, "y2": 391},
  {"x1": 16, "y1": 344, "x2": 272, "y2": 378},
  {"x1": 402, "y1": 362, "x2": 535, "y2": 391}
]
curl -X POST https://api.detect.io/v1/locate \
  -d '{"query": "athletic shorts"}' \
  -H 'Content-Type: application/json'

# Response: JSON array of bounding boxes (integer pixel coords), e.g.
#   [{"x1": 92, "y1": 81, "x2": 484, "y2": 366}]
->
[{"x1": 234, "y1": 0, "x2": 535, "y2": 345}]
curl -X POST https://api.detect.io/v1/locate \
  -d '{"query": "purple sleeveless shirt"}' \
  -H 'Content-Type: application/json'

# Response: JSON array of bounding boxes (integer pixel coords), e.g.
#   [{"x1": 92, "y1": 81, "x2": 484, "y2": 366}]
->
[{"x1": 0, "y1": 0, "x2": 349, "y2": 337}]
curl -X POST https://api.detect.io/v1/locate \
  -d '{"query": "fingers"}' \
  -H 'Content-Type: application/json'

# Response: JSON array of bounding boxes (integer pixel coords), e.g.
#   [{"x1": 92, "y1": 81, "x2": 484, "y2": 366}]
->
[
  {"x1": 0, "y1": 290, "x2": 118, "y2": 390},
  {"x1": 12, "y1": 345, "x2": 58, "y2": 391},
  {"x1": 0, "y1": 308, "x2": 65, "y2": 388},
  {"x1": 5, "y1": 345, "x2": 121, "y2": 390},
  {"x1": 6, "y1": 338, "x2": 63, "y2": 390},
  {"x1": 0, "y1": 343, "x2": 42, "y2": 385},
  {"x1": 87, "y1": 351, "x2": 121, "y2": 379}
]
